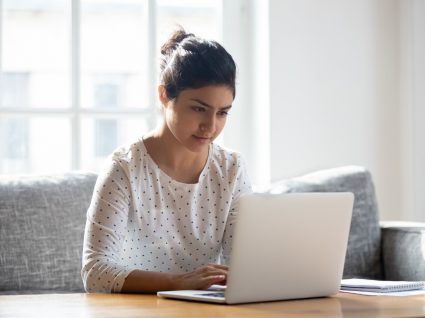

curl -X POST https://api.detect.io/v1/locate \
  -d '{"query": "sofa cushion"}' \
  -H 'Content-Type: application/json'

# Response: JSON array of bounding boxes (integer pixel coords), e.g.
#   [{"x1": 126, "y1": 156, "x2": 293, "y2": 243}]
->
[
  {"x1": 381, "y1": 222, "x2": 425, "y2": 281},
  {"x1": 269, "y1": 166, "x2": 383, "y2": 279},
  {"x1": 0, "y1": 171, "x2": 97, "y2": 293}
]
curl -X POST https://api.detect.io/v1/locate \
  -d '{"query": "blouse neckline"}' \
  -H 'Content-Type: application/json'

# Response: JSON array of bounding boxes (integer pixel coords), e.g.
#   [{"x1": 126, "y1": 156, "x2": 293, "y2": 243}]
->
[{"x1": 138, "y1": 137, "x2": 212, "y2": 188}]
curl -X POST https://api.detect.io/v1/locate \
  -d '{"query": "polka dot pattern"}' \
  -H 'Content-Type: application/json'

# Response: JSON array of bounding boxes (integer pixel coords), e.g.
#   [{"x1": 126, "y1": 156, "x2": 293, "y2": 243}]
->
[{"x1": 81, "y1": 139, "x2": 252, "y2": 293}]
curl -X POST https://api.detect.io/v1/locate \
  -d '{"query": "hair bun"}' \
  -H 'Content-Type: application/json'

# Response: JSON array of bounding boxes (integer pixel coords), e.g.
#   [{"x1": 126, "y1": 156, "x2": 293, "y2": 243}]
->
[
  {"x1": 159, "y1": 27, "x2": 236, "y2": 101},
  {"x1": 161, "y1": 28, "x2": 194, "y2": 56}
]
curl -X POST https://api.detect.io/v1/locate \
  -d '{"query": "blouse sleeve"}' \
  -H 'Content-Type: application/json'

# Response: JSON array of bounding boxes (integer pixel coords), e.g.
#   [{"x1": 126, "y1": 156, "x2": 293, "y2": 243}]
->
[
  {"x1": 81, "y1": 157, "x2": 134, "y2": 293},
  {"x1": 220, "y1": 154, "x2": 252, "y2": 265}
]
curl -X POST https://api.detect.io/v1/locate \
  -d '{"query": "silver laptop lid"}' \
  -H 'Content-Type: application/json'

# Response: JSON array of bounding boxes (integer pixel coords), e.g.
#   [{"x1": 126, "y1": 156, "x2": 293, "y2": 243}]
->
[{"x1": 225, "y1": 192, "x2": 354, "y2": 304}]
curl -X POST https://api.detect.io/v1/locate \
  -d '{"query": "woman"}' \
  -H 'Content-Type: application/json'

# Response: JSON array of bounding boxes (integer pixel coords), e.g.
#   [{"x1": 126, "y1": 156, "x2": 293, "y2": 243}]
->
[{"x1": 81, "y1": 29, "x2": 252, "y2": 293}]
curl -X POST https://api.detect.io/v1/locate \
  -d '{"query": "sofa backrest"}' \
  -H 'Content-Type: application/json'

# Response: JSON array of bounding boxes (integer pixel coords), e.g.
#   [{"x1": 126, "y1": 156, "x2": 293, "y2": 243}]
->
[
  {"x1": 269, "y1": 165, "x2": 383, "y2": 279},
  {"x1": 0, "y1": 166, "x2": 382, "y2": 293},
  {"x1": 0, "y1": 172, "x2": 97, "y2": 293}
]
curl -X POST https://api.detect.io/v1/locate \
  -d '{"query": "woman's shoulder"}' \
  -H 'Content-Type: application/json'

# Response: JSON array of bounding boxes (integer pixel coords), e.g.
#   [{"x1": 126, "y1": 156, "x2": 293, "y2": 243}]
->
[
  {"x1": 108, "y1": 138, "x2": 147, "y2": 165},
  {"x1": 208, "y1": 143, "x2": 251, "y2": 191},
  {"x1": 210, "y1": 143, "x2": 247, "y2": 170},
  {"x1": 96, "y1": 138, "x2": 150, "y2": 181}
]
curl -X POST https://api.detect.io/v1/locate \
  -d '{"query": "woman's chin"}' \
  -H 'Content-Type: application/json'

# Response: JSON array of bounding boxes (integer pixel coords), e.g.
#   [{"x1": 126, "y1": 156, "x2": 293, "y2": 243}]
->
[{"x1": 185, "y1": 137, "x2": 211, "y2": 152}]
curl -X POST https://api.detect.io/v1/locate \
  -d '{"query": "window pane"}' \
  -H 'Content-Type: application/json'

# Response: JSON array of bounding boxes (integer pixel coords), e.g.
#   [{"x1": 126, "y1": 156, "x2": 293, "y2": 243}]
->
[
  {"x1": 0, "y1": 117, "x2": 71, "y2": 174},
  {"x1": 156, "y1": 0, "x2": 221, "y2": 49},
  {"x1": 0, "y1": 0, "x2": 71, "y2": 108},
  {"x1": 80, "y1": 116, "x2": 152, "y2": 171},
  {"x1": 0, "y1": 72, "x2": 30, "y2": 107},
  {"x1": 95, "y1": 119, "x2": 118, "y2": 157},
  {"x1": 90, "y1": 74, "x2": 126, "y2": 108},
  {"x1": 81, "y1": 0, "x2": 147, "y2": 109},
  {"x1": 0, "y1": 118, "x2": 30, "y2": 161}
]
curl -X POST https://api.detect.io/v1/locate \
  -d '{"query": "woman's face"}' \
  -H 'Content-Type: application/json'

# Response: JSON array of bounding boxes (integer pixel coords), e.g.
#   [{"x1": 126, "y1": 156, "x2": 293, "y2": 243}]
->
[{"x1": 161, "y1": 85, "x2": 234, "y2": 153}]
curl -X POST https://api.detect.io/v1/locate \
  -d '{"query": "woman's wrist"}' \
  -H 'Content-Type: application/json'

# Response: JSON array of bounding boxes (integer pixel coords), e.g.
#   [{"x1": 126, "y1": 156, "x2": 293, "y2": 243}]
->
[
  {"x1": 168, "y1": 273, "x2": 183, "y2": 290},
  {"x1": 121, "y1": 270, "x2": 181, "y2": 293}
]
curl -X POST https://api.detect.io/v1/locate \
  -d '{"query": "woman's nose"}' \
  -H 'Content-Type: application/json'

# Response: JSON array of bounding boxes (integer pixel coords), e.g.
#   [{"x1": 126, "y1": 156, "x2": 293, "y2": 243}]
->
[{"x1": 200, "y1": 115, "x2": 215, "y2": 133}]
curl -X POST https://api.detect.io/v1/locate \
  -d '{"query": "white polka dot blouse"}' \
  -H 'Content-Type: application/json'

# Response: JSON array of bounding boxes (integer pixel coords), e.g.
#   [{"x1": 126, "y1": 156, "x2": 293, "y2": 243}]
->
[{"x1": 81, "y1": 139, "x2": 252, "y2": 293}]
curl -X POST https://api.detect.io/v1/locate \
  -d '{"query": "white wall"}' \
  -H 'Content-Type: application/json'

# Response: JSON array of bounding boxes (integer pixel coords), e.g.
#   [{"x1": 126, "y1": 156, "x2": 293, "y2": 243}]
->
[
  {"x1": 411, "y1": 1, "x2": 425, "y2": 222},
  {"x1": 221, "y1": 0, "x2": 255, "y2": 179},
  {"x1": 400, "y1": 0, "x2": 425, "y2": 221},
  {"x1": 223, "y1": 0, "x2": 425, "y2": 221},
  {"x1": 268, "y1": 0, "x2": 402, "y2": 220},
  {"x1": 221, "y1": 0, "x2": 270, "y2": 189}
]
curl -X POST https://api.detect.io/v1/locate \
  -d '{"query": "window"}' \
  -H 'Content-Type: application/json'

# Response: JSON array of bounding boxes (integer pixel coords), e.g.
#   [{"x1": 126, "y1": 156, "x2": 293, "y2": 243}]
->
[
  {"x1": 0, "y1": 72, "x2": 30, "y2": 108},
  {"x1": 0, "y1": 73, "x2": 30, "y2": 171},
  {"x1": 2, "y1": 119, "x2": 29, "y2": 160},
  {"x1": 93, "y1": 77, "x2": 122, "y2": 157},
  {"x1": 0, "y1": 0, "x2": 221, "y2": 175}
]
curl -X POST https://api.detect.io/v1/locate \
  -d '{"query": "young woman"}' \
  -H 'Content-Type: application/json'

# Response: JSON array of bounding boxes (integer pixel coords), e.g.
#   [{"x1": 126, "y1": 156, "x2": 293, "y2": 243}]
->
[{"x1": 81, "y1": 29, "x2": 252, "y2": 293}]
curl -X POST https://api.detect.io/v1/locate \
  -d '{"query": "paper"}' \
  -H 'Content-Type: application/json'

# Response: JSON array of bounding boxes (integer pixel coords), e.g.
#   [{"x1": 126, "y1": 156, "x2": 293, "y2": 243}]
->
[
  {"x1": 340, "y1": 288, "x2": 425, "y2": 296},
  {"x1": 340, "y1": 279, "x2": 425, "y2": 296}
]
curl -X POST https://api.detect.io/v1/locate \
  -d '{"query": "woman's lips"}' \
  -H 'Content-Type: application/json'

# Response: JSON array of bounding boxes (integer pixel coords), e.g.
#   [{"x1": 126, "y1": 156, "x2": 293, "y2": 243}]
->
[{"x1": 193, "y1": 135, "x2": 211, "y2": 143}]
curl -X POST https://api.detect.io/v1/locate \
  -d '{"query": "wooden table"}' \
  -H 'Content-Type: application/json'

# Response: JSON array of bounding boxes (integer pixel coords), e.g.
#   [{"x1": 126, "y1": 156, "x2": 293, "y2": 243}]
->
[{"x1": 1, "y1": 292, "x2": 425, "y2": 318}]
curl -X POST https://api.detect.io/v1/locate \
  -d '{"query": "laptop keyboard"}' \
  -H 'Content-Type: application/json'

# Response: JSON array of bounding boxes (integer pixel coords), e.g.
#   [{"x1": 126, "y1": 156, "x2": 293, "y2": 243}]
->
[{"x1": 200, "y1": 292, "x2": 225, "y2": 298}]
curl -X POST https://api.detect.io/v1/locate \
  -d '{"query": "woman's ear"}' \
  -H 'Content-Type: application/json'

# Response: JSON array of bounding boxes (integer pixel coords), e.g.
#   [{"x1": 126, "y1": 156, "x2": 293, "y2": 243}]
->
[{"x1": 158, "y1": 85, "x2": 169, "y2": 107}]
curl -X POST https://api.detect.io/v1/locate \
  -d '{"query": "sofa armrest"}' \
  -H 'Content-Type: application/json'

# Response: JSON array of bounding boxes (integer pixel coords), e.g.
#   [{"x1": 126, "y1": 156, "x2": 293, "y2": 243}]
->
[{"x1": 380, "y1": 221, "x2": 425, "y2": 281}]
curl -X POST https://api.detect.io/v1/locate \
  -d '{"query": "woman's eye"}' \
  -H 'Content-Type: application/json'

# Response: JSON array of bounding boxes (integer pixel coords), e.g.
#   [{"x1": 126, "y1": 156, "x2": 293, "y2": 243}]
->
[
  {"x1": 218, "y1": 111, "x2": 229, "y2": 117},
  {"x1": 192, "y1": 106, "x2": 205, "y2": 112}
]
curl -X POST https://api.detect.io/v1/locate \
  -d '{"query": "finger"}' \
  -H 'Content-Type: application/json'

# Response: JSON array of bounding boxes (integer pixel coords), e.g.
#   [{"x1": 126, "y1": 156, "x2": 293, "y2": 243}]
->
[
  {"x1": 202, "y1": 267, "x2": 228, "y2": 277},
  {"x1": 208, "y1": 263, "x2": 229, "y2": 270},
  {"x1": 203, "y1": 267, "x2": 228, "y2": 277},
  {"x1": 201, "y1": 275, "x2": 227, "y2": 288}
]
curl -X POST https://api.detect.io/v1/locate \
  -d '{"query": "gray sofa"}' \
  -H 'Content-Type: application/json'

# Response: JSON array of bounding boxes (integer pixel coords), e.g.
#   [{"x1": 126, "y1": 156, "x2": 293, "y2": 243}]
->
[
  {"x1": 269, "y1": 166, "x2": 425, "y2": 281},
  {"x1": 1, "y1": 166, "x2": 424, "y2": 294},
  {"x1": 0, "y1": 172, "x2": 97, "y2": 294}
]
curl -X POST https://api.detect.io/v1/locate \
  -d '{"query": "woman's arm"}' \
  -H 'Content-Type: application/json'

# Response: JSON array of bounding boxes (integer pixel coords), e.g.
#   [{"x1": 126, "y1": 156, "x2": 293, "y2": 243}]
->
[
  {"x1": 121, "y1": 264, "x2": 228, "y2": 293},
  {"x1": 82, "y1": 159, "x2": 134, "y2": 293},
  {"x1": 221, "y1": 154, "x2": 252, "y2": 264}
]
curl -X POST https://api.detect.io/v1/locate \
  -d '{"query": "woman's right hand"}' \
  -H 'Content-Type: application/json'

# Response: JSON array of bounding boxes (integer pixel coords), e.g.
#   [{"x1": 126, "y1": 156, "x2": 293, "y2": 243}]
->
[{"x1": 172, "y1": 264, "x2": 228, "y2": 290}]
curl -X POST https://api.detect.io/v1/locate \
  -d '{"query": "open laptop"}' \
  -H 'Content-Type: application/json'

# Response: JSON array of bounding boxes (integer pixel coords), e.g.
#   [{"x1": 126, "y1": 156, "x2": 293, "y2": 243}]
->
[{"x1": 157, "y1": 192, "x2": 354, "y2": 304}]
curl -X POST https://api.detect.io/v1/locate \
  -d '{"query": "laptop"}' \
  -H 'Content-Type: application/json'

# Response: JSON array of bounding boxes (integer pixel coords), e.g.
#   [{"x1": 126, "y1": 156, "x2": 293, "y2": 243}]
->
[{"x1": 157, "y1": 192, "x2": 354, "y2": 304}]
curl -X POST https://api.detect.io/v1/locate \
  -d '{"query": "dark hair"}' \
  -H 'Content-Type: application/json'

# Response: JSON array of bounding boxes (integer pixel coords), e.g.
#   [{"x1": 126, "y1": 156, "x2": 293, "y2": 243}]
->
[{"x1": 159, "y1": 28, "x2": 236, "y2": 100}]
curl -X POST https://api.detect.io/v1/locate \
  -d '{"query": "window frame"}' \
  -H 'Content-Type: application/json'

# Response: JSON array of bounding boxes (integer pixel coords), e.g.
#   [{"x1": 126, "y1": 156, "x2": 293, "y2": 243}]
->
[{"x1": 0, "y1": 0, "x2": 195, "y2": 172}]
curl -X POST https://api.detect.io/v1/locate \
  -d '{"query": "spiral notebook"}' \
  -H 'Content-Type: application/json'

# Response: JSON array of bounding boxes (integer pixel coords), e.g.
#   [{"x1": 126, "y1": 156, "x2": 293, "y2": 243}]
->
[{"x1": 341, "y1": 279, "x2": 425, "y2": 293}]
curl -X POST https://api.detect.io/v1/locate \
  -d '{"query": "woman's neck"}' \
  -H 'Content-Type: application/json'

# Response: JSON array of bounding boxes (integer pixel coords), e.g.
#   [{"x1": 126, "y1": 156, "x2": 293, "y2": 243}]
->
[{"x1": 143, "y1": 125, "x2": 209, "y2": 184}]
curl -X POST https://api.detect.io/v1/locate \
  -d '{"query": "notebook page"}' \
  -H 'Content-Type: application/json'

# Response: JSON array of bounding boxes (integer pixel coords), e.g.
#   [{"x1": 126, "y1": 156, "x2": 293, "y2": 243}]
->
[{"x1": 341, "y1": 279, "x2": 424, "y2": 293}]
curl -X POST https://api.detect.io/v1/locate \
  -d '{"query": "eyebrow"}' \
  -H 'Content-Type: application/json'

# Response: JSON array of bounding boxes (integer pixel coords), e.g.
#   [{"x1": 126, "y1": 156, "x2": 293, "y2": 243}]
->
[{"x1": 190, "y1": 98, "x2": 232, "y2": 110}]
